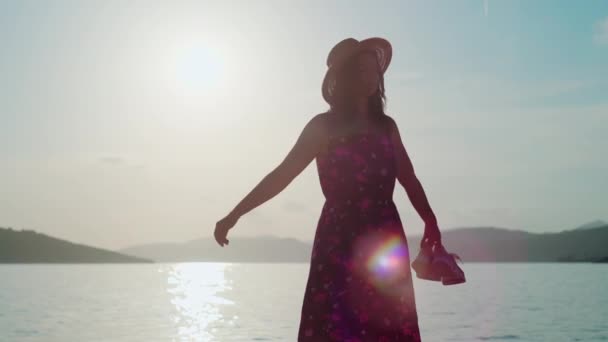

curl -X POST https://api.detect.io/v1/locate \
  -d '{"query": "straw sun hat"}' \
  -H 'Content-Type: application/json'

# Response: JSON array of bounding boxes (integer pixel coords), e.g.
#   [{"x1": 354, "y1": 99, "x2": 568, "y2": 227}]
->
[{"x1": 321, "y1": 37, "x2": 392, "y2": 106}]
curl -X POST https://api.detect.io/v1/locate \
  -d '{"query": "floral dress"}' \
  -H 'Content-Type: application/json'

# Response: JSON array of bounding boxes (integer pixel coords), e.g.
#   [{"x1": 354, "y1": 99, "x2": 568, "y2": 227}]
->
[{"x1": 297, "y1": 114, "x2": 422, "y2": 341}]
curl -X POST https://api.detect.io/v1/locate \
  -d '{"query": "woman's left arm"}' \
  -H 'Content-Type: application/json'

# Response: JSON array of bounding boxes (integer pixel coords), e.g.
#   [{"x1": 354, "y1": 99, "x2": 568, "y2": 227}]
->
[{"x1": 386, "y1": 116, "x2": 441, "y2": 243}]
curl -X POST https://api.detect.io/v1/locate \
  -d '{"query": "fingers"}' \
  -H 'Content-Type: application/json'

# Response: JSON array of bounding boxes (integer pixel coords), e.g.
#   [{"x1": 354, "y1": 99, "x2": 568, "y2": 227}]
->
[
  {"x1": 214, "y1": 226, "x2": 230, "y2": 247},
  {"x1": 215, "y1": 217, "x2": 235, "y2": 247},
  {"x1": 216, "y1": 233, "x2": 229, "y2": 247},
  {"x1": 422, "y1": 234, "x2": 440, "y2": 246}
]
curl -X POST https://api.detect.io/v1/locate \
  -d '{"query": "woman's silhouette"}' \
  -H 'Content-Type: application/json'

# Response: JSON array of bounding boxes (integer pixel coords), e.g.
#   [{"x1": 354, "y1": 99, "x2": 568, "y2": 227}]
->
[{"x1": 214, "y1": 37, "x2": 441, "y2": 341}]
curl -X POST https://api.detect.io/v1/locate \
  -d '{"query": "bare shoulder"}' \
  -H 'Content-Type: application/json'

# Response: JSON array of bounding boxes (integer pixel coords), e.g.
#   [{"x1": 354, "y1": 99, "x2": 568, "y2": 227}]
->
[
  {"x1": 383, "y1": 113, "x2": 400, "y2": 136},
  {"x1": 305, "y1": 112, "x2": 331, "y2": 139},
  {"x1": 309, "y1": 112, "x2": 330, "y2": 126},
  {"x1": 311, "y1": 111, "x2": 332, "y2": 125}
]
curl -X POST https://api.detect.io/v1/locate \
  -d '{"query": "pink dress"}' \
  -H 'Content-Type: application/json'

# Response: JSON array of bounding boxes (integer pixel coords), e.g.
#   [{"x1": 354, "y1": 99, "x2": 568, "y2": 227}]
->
[{"x1": 297, "y1": 114, "x2": 422, "y2": 341}]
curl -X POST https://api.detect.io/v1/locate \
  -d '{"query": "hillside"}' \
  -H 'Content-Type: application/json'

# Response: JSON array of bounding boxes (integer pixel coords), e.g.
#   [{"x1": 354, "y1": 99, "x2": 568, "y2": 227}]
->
[{"x1": 0, "y1": 227, "x2": 152, "y2": 263}]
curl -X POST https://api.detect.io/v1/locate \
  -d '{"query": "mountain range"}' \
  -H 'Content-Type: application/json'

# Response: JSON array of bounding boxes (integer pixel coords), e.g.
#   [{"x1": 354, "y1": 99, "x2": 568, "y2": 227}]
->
[
  {"x1": 119, "y1": 221, "x2": 608, "y2": 263},
  {"x1": 2, "y1": 221, "x2": 606, "y2": 263}
]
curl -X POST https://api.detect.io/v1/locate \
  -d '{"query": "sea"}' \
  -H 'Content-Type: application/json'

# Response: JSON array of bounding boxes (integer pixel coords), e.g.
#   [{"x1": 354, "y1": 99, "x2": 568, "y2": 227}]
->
[{"x1": 1, "y1": 263, "x2": 607, "y2": 341}]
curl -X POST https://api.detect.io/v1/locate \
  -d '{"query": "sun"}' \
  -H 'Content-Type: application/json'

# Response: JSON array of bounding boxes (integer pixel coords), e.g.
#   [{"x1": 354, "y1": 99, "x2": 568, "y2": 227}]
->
[
  {"x1": 166, "y1": 39, "x2": 232, "y2": 101},
  {"x1": 177, "y1": 45, "x2": 223, "y2": 89}
]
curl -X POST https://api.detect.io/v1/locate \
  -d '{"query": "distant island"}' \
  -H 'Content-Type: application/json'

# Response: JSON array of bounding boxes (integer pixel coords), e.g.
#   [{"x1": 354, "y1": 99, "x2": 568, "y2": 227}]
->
[
  {"x1": 557, "y1": 255, "x2": 608, "y2": 263},
  {"x1": 0, "y1": 227, "x2": 151, "y2": 263},
  {"x1": 119, "y1": 221, "x2": 608, "y2": 263}
]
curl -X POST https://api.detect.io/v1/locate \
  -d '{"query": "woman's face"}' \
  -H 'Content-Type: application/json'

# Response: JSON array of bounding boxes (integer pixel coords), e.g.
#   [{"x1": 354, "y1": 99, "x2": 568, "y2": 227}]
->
[{"x1": 352, "y1": 52, "x2": 381, "y2": 97}]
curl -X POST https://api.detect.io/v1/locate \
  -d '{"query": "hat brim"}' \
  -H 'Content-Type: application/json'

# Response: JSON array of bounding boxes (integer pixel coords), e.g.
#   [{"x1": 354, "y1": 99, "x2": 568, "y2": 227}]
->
[{"x1": 322, "y1": 37, "x2": 392, "y2": 106}]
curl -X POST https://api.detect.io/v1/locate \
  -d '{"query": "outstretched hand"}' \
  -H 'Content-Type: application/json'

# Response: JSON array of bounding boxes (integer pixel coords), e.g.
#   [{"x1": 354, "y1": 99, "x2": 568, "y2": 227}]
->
[{"x1": 214, "y1": 213, "x2": 239, "y2": 247}]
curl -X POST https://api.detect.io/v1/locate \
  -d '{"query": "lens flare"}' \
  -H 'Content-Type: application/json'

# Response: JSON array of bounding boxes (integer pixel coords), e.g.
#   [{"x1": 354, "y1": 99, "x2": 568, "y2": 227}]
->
[
  {"x1": 352, "y1": 230, "x2": 410, "y2": 295},
  {"x1": 366, "y1": 235, "x2": 408, "y2": 278}
]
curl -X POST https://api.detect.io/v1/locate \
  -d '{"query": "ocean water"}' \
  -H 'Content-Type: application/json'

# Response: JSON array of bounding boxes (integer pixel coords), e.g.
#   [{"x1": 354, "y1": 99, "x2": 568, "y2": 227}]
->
[{"x1": 0, "y1": 263, "x2": 607, "y2": 341}]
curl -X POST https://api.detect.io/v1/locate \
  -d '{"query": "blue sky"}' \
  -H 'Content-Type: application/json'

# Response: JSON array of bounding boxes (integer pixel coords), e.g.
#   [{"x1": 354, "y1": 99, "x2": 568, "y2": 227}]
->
[{"x1": 1, "y1": 0, "x2": 607, "y2": 249}]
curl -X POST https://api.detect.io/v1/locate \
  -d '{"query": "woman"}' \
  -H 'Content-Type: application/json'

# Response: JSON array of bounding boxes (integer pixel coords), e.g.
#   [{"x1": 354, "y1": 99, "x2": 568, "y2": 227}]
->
[{"x1": 214, "y1": 37, "x2": 441, "y2": 341}]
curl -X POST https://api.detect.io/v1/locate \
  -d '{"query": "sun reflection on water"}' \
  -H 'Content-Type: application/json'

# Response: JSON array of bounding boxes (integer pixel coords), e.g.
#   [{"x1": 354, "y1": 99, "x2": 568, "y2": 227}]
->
[{"x1": 166, "y1": 263, "x2": 235, "y2": 341}]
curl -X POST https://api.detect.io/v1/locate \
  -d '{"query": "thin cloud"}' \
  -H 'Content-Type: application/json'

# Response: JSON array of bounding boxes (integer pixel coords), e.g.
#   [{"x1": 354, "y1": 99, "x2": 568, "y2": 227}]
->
[
  {"x1": 397, "y1": 71, "x2": 423, "y2": 82},
  {"x1": 97, "y1": 156, "x2": 145, "y2": 169},
  {"x1": 389, "y1": 71, "x2": 424, "y2": 87},
  {"x1": 99, "y1": 156, "x2": 125, "y2": 165},
  {"x1": 483, "y1": 0, "x2": 489, "y2": 17},
  {"x1": 593, "y1": 16, "x2": 608, "y2": 45}
]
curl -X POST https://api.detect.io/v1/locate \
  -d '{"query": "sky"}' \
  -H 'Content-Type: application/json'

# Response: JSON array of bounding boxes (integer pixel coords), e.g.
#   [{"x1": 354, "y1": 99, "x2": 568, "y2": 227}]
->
[{"x1": 1, "y1": 0, "x2": 607, "y2": 250}]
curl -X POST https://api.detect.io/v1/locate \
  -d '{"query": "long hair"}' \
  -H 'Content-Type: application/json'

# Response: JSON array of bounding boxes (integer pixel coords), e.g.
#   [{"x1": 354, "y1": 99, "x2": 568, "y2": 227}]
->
[{"x1": 328, "y1": 50, "x2": 389, "y2": 127}]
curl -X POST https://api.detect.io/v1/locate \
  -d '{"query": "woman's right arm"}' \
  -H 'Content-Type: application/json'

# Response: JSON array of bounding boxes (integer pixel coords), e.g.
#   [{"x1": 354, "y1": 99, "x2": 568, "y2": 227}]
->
[
  {"x1": 214, "y1": 113, "x2": 328, "y2": 246},
  {"x1": 227, "y1": 113, "x2": 327, "y2": 219}
]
